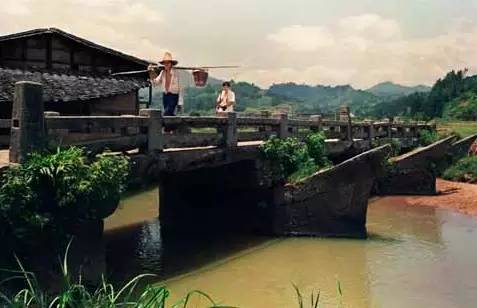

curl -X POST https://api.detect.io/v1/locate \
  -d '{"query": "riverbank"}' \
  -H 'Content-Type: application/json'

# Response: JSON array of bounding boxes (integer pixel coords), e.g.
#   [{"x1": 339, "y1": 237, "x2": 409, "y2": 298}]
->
[{"x1": 376, "y1": 178, "x2": 477, "y2": 216}]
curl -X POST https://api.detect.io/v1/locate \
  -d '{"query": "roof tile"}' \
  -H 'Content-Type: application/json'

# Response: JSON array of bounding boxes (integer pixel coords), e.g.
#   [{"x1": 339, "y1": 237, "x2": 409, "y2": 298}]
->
[{"x1": 0, "y1": 68, "x2": 149, "y2": 103}]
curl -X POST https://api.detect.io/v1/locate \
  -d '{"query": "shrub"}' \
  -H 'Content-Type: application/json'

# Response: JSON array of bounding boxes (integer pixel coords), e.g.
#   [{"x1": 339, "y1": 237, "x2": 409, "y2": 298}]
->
[
  {"x1": 260, "y1": 136, "x2": 310, "y2": 178},
  {"x1": 304, "y1": 132, "x2": 331, "y2": 168},
  {"x1": 442, "y1": 156, "x2": 477, "y2": 183},
  {"x1": 260, "y1": 132, "x2": 331, "y2": 182},
  {"x1": 0, "y1": 147, "x2": 129, "y2": 250},
  {"x1": 418, "y1": 129, "x2": 440, "y2": 146}
]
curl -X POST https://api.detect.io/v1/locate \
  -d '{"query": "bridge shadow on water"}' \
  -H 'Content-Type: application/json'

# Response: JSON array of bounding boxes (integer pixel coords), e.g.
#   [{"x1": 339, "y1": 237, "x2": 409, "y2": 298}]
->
[{"x1": 104, "y1": 218, "x2": 274, "y2": 285}]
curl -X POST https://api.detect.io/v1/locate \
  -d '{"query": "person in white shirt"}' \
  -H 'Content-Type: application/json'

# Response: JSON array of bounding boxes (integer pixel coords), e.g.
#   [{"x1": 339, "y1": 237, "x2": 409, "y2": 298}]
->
[
  {"x1": 216, "y1": 81, "x2": 236, "y2": 113},
  {"x1": 147, "y1": 52, "x2": 183, "y2": 116}
]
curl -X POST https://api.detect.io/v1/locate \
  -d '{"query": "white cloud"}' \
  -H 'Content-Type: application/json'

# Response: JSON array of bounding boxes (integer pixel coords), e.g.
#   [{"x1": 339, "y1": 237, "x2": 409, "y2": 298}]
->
[
  {"x1": 338, "y1": 14, "x2": 401, "y2": 40},
  {"x1": 4, "y1": 0, "x2": 32, "y2": 16},
  {"x1": 267, "y1": 25, "x2": 335, "y2": 52},
  {"x1": 256, "y1": 14, "x2": 477, "y2": 88}
]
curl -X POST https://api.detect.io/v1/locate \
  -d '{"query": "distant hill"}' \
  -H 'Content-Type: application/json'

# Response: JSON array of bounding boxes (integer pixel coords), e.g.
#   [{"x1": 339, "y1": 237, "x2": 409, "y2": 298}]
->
[
  {"x1": 266, "y1": 82, "x2": 381, "y2": 115},
  {"x1": 366, "y1": 82, "x2": 431, "y2": 98}
]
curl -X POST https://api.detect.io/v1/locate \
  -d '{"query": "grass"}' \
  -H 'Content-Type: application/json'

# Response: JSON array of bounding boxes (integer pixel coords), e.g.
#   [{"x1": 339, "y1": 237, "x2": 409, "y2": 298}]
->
[
  {"x1": 442, "y1": 155, "x2": 477, "y2": 183},
  {"x1": 0, "y1": 241, "x2": 345, "y2": 308},
  {"x1": 0, "y1": 242, "x2": 235, "y2": 308},
  {"x1": 437, "y1": 120, "x2": 477, "y2": 138}
]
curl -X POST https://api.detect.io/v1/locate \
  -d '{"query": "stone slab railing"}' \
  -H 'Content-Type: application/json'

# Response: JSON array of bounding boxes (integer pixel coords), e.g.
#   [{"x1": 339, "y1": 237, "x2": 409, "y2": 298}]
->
[{"x1": 8, "y1": 81, "x2": 435, "y2": 163}]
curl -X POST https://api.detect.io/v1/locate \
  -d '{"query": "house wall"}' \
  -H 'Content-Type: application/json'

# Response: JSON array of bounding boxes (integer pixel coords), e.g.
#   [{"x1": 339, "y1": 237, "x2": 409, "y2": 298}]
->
[
  {"x1": 1, "y1": 92, "x2": 138, "y2": 118},
  {"x1": 0, "y1": 33, "x2": 145, "y2": 75},
  {"x1": 88, "y1": 92, "x2": 139, "y2": 116}
]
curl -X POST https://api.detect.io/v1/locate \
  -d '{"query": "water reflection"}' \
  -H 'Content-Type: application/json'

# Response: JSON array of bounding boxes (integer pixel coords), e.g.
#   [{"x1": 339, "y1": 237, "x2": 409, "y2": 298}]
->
[{"x1": 105, "y1": 190, "x2": 477, "y2": 308}]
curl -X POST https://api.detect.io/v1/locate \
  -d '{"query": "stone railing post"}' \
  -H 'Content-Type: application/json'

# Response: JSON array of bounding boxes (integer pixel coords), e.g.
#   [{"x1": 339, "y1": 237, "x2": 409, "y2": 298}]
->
[
  {"x1": 368, "y1": 123, "x2": 375, "y2": 140},
  {"x1": 346, "y1": 109, "x2": 353, "y2": 142},
  {"x1": 259, "y1": 110, "x2": 271, "y2": 132},
  {"x1": 278, "y1": 113, "x2": 289, "y2": 138},
  {"x1": 224, "y1": 112, "x2": 238, "y2": 147},
  {"x1": 10, "y1": 81, "x2": 46, "y2": 163},
  {"x1": 310, "y1": 115, "x2": 322, "y2": 132},
  {"x1": 387, "y1": 124, "x2": 393, "y2": 138},
  {"x1": 139, "y1": 108, "x2": 163, "y2": 153}
]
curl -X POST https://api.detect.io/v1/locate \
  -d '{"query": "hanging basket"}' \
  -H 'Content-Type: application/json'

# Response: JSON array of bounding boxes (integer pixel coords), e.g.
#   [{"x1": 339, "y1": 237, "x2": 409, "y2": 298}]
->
[{"x1": 192, "y1": 69, "x2": 209, "y2": 87}]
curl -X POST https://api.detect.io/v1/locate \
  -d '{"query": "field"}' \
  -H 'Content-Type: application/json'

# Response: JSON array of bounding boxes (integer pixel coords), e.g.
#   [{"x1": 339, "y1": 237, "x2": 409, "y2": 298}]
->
[{"x1": 437, "y1": 120, "x2": 477, "y2": 137}]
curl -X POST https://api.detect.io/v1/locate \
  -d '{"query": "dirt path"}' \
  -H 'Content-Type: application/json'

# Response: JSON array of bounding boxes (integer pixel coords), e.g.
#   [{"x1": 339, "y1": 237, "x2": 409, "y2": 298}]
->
[{"x1": 378, "y1": 179, "x2": 477, "y2": 216}]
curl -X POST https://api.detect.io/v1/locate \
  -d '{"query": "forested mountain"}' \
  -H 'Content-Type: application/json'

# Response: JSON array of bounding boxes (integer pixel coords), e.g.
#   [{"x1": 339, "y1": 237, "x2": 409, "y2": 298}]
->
[
  {"x1": 371, "y1": 69, "x2": 477, "y2": 120},
  {"x1": 266, "y1": 83, "x2": 380, "y2": 115},
  {"x1": 366, "y1": 82, "x2": 430, "y2": 98}
]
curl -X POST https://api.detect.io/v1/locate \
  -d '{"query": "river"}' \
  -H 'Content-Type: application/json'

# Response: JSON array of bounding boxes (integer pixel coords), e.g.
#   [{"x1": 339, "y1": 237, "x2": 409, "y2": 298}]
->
[{"x1": 105, "y1": 188, "x2": 477, "y2": 308}]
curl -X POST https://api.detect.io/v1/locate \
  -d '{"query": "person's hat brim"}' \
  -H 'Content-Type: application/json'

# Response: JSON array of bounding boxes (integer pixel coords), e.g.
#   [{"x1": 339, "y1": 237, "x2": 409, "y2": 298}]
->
[{"x1": 159, "y1": 60, "x2": 178, "y2": 66}]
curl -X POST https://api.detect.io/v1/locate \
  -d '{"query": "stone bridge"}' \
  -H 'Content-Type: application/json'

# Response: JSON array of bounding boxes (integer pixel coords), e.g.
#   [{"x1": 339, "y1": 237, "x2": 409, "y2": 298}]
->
[{"x1": 5, "y1": 81, "x2": 443, "y2": 238}]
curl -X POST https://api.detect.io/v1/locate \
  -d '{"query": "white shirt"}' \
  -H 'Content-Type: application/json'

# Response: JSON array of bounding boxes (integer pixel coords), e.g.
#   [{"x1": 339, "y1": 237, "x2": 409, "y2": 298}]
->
[
  {"x1": 152, "y1": 69, "x2": 184, "y2": 106},
  {"x1": 217, "y1": 90, "x2": 235, "y2": 106}
]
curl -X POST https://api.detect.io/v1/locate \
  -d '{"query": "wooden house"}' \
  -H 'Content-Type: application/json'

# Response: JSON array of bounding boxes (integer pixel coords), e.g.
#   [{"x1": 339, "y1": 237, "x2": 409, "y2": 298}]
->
[{"x1": 0, "y1": 28, "x2": 150, "y2": 118}]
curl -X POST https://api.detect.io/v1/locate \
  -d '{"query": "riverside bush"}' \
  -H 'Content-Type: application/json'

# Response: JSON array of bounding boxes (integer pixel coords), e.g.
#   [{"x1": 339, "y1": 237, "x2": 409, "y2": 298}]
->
[
  {"x1": 0, "y1": 147, "x2": 129, "y2": 250},
  {"x1": 442, "y1": 156, "x2": 477, "y2": 183},
  {"x1": 418, "y1": 129, "x2": 440, "y2": 146},
  {"x1": 260, "y1": 133, "x2": 331, "y2": 182}
]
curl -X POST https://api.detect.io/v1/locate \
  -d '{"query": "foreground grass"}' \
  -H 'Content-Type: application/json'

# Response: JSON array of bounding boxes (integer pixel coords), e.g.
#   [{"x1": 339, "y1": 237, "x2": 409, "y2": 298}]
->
[
  {"x1": 1, "y1": 245, "x2": 343, "y2": 308},
  {"x1": 437, "y1": 120, "x2": 477, "y2": 137},
  {"x1": 442, "y1": 155, "x2": 477, "y2": 184},
  {"x1": 0, "y1": 243, "x2": 235, "y2": 308}
]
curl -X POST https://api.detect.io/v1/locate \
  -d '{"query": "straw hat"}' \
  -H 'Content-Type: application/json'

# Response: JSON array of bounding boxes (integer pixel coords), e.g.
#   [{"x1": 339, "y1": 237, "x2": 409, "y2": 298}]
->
[{"x1": 159, "y1": 52, "x2": 178, "y2": 66}]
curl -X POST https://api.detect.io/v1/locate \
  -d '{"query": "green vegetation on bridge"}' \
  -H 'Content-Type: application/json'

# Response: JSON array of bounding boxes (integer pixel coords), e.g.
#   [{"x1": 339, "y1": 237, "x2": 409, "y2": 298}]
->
[{"x1": 260, "y1": 132, "x2": 331, "y2": 182}]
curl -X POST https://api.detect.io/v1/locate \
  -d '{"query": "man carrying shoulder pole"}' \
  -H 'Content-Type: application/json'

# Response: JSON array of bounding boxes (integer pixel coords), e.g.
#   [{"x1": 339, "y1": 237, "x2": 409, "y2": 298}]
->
[{"x1": 147, "y1": 52, "x2": 184, "y2": 116}]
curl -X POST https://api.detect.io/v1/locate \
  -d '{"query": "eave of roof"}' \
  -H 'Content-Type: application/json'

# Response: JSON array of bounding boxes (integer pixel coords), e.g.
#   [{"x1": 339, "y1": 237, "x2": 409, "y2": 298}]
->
[
  {"x1": 0, "y1": 67, "x2": 150, "y2": 103},
  {"x1": 0, "y1": 28, "x2": 151, "y2": 67}
]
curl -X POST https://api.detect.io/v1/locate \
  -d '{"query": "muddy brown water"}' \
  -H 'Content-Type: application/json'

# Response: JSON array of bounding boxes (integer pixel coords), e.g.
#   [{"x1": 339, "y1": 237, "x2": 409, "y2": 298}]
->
[{"x1": 105, "y1": 188, "x2": 477, "y2": 308}]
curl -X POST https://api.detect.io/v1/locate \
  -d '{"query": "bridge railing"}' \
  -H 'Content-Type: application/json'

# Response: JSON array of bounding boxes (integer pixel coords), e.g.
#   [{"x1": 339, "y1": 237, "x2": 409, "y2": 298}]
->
[
  {"x1": 8, "y1": 81, "x2": 435, "y2": 163},
  {"x1": 42, "y1": 110, "x2": 432, "y2": 153}
]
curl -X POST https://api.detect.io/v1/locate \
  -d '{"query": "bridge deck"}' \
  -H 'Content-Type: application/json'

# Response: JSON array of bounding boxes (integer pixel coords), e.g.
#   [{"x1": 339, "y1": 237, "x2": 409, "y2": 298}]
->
[{"x1": 0, "y1": 139, "x2": 370, "y2": 168}]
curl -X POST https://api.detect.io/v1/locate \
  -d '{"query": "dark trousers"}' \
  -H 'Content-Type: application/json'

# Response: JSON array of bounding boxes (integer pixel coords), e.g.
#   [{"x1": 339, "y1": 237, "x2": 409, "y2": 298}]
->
[{"x1": 163, "y1": 93, "x2": 179, "y2": 116}]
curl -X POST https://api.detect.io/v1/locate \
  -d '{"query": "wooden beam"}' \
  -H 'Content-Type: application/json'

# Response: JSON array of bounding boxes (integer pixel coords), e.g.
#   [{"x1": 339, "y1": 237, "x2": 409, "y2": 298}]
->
[
  {"x1": 45, "y1": 33, "x2": 52, "y2": 70},
  {"x1": 69, "y1": 44, "x2": 75, "y2": 70},
  {"x1": 21, "y1": 39, "x2": 27, "y2": 70},
  {"x1": 0, "y1": 43, "x2": 3, "y2": 66}
]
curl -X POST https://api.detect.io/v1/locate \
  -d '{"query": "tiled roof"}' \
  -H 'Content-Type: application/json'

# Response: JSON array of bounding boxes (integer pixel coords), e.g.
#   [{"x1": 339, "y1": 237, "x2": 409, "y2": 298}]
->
[{"x1": 0, "y1": 68, "x2": 149, "y2": 103}]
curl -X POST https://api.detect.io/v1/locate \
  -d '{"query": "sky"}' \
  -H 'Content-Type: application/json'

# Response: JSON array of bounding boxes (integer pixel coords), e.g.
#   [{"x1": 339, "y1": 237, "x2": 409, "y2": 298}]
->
[{"x1": 2, "y1": 0, "x2": 477, "y2": 89}]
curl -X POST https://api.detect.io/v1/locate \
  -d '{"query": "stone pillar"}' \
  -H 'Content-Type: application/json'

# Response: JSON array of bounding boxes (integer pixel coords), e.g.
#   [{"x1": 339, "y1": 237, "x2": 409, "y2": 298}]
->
[
  {"x1": 139, "y1": 108, "x2": 163, "y2": 153},
  {"x1": 368, "y1": 123, "x2": 375, "y2": 140},
  {"x1": 387, "y1": 124, "x2": 393, "y2": 138},
  {"x1": 278, "y1": 113, "x2": 289, "y2": 139},
  {"x1": 10, "y1": 81, "x2": 46, "y2": 163},
  {"x1": 224, "y1": 112, "x2": 238, "y2": 147},
  {"x1": 310, "y1": 115, "x2": 322, "y2": 132},
  {"x1": 346, "y1": 107, "x2": 353, "y2": 142},
  {"x1": 259, "y1": 110, "x2": 272, "y2": 133}
]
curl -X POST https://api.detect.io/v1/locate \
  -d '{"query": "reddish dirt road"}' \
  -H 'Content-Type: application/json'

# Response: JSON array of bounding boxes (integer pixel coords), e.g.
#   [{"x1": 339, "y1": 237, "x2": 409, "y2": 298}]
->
[{"x1": 379, "y1": 179, "x2": 477, "y2": 216}]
